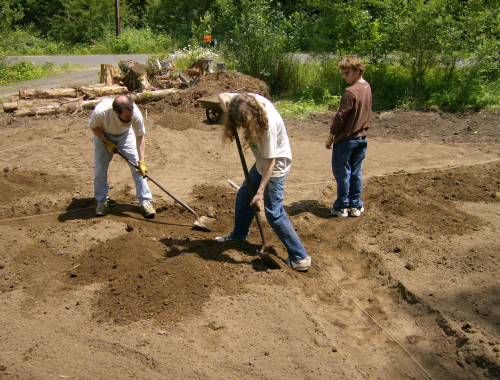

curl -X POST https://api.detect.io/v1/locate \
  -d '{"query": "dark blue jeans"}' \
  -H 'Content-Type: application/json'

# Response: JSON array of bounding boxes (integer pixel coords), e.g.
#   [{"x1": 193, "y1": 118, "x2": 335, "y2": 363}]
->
[
  {"x1": 332, "y1": 137, "x2": 367, "y2": 210},
  {"x1": 229, "y1": 164, "x2": 308, "y2": 261}
]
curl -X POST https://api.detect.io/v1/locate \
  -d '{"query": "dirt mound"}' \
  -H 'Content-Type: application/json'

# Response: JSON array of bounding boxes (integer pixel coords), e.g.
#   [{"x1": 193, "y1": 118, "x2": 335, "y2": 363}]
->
[{"x1": 144, "y1": 70, "x2": 270, "y2": 116}]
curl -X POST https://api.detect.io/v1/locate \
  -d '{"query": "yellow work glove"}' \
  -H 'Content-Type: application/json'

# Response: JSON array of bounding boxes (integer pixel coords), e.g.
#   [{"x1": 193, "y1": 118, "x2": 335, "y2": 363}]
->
[
  {"x1": 137, "y1": 160, "x2": 148, "y2": 176},
  {"x1": 105, "y1": 140, "x2": 118, "y2": 153}
]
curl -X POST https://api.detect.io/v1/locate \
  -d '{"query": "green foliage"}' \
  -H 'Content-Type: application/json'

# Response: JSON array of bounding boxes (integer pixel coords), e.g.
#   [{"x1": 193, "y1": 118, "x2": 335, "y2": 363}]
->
[
  {"x1": 13, "y1": 0, "x2": 63, "y2": 36},
  {"x1": 213, "y1": 0, "x2": 289, "y2": 94},
  {"x1": 0, "y1": 0, "x2": 24, "y2": 34},
  {"x1": 47, "y1": 0, "x2": 129, "y2": 44},
  {"x1": 275, "y1": 100, "x2": 328, "y2": 119},
  {"x1": 0, "y1": 28, "x2": 66, "y2": 55},
  {"x1": 147, "y1": 0, "x2": 212, "y2": 42},
  {"x1": 86, "y1": 28, "x2": 175, "y2": 55},
  {"x1": 0, "y1": 57, "x2": 53, "y2": 85}
]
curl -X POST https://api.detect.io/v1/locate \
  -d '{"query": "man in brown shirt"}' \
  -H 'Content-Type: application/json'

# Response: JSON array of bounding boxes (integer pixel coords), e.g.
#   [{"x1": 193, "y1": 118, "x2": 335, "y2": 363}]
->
[{"x1": 325, "y1": 56, "x2": 372, "y2": 218}]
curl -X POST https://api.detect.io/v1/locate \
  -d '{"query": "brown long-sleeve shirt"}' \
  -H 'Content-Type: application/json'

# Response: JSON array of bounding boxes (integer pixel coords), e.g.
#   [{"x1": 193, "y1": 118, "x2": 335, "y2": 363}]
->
[{"x1": 330, "y1": 81, "x2": 372, "y2": 144}]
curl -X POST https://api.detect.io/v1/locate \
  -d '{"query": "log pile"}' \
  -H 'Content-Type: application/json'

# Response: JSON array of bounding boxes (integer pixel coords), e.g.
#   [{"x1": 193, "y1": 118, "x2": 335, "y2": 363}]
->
[{"x1": 1, "y1": 58, "x2": 218, "y2": 117}]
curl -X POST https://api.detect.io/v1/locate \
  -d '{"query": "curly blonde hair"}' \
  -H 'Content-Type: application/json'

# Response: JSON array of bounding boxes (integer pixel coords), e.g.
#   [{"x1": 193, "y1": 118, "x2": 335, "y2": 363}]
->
[
  {"x1": 222, "y1": 94, "x2": 269, "y2": 148},
  {"x1": 338, "y1": 55, "x2": 365, "y2": 75}
]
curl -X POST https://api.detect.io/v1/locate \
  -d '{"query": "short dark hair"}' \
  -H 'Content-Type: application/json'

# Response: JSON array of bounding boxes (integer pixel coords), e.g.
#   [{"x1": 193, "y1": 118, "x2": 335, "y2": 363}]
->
[{"x1": 112, "y1": 95, "x2": 134, "y2": 114}]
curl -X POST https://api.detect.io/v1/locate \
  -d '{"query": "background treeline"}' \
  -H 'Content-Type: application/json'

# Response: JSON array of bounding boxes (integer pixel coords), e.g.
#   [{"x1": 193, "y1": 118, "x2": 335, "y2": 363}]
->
[{"x1": 1, "y1": 0, "x2": 499, "y2": 111}]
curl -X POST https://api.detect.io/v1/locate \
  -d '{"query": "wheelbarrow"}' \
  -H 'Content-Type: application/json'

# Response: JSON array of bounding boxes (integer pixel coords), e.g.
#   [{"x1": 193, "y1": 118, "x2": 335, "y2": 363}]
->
[{"x1": 197, "y1": 95, "x2": 224, "y2": 123}]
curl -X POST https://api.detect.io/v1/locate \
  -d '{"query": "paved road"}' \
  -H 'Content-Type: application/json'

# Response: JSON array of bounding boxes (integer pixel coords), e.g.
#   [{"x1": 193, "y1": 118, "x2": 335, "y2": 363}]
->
[{"x1": 4, "y1": 54, "x2": 152, "y2": 66}]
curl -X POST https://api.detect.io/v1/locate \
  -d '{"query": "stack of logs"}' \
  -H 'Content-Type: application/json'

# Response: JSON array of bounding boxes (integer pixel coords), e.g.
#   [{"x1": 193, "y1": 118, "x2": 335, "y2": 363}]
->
[{"x1": 2, "y1": 61, "x2": 182, "y2": 117}]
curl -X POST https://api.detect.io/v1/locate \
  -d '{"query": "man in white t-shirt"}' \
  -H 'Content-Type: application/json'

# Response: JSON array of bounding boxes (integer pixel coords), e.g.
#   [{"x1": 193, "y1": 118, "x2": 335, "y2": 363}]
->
[
  {"x1": 88, "y1": 95, "x2": 155, "y2": 218},
  {"x1": 214, "y1": 93, "x2": 311, "y2": 271}
]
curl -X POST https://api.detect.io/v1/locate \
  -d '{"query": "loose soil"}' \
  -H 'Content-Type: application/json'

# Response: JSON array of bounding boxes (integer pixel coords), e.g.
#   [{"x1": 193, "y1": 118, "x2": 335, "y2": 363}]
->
[{"x1": 0, "y1": 71, "x2": 499, "y2": 380}]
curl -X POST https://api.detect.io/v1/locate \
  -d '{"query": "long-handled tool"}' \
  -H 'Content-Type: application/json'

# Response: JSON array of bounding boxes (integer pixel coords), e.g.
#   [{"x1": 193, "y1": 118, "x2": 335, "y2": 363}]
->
[
  {"x1": 115, "y1": 150, "x2": 215, "y2": 230},
  {"x1": 232, "y1": 128, "x2": 281, "y2": 269}
]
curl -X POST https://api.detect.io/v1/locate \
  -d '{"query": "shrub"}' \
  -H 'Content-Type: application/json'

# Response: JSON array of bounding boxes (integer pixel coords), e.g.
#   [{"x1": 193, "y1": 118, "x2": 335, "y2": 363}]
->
[{"x1": 0, "y1": 57, "x2": 53, "y2": 85}]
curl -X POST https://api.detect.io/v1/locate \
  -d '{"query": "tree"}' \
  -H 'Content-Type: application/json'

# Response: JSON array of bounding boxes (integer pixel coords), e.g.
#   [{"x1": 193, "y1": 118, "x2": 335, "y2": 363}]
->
[
  {"x1": 0, "y1": 0, "x2": 24, "y2": 35},
  {"x1": 14, "y1": 0, "x2": 63, "y2": 36},
  {"x1": 47, "y1": 0, "x2": 133, "y2": 44},
  {"x1": 146, "y1": 0, "x2": 213, "y2": 40},
  {"x1": 211, "y1": 0, "x2": 289, "y2": 92}
]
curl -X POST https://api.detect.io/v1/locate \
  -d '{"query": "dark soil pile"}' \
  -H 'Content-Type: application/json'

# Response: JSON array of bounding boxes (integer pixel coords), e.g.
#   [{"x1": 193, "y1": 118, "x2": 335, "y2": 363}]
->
[{"x1": 144, "y1": 70, "x2": 270, "y2": 116}]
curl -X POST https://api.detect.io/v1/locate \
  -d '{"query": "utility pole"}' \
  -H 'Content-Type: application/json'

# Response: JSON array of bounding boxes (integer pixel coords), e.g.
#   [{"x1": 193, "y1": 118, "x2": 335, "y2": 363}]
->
[{"x1": 115, "y1": 0, "x2": 121, "y2": 37}]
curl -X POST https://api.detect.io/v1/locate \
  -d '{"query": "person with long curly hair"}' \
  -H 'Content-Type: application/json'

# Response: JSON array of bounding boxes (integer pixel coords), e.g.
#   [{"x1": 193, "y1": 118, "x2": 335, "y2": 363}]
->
[{"x1": 215, "y1": 93, "x2": 311, "y2": 271}]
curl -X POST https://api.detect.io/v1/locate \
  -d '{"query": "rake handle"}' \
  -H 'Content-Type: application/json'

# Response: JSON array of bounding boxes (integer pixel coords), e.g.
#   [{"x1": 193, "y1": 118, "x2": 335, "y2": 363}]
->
[{"x1": 114, "y1": 150, "x2": 202, "y2": 222}]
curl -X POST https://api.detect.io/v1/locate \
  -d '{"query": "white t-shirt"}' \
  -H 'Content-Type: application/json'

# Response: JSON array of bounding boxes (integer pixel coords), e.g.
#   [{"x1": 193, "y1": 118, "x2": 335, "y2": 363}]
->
[
  {"x1": 88, "y1": 99, "x2": 145, "y2": 136},
  {"x1": 228, "y1": 93, "x2": 292, "y2": 177}
]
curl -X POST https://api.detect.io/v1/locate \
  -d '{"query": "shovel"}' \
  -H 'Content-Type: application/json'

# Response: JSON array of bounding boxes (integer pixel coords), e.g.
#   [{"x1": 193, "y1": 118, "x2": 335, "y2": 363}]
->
[
  {"x1": 232, "y1": 128, "x2": 281, "y2": 269},
  {"x1": 115, "y1": 150, "x2": 215, "y2": 230}
]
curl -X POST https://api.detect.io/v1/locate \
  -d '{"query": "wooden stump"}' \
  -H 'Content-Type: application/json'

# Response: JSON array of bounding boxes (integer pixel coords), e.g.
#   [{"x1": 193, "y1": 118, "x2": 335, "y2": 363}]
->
[{"x1": 100, "y1": 64, "x2": 122, "y2": 86}]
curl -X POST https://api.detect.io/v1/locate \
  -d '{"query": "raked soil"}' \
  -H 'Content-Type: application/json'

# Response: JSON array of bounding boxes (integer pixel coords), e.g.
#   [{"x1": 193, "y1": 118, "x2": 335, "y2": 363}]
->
[{"x1": 0, "y1": 70, "x2": 499, "y2": 380}]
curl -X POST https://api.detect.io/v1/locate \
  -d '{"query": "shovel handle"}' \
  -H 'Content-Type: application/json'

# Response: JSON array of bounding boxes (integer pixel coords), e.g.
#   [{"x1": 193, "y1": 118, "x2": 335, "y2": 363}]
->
[
  {"x1": 232, "y1": 128, "x2": 266, "y2": 252},
  {"x1": 114, "y1": 150, "x2": 202, "y2": 222}
]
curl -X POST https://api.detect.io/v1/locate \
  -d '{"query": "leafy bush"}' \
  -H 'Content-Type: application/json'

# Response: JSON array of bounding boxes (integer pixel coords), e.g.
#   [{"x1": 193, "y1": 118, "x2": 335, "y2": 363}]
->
[
  {"x1": 213, "y1": 0, "x2": 289, "y2": 94},
  {"x1": 0, "y1": 57, "x2": 53, "y2": 85},
  {"x1": 0, "y1": 28, "x2": 67, "y2": 55},
  {"x1": 91, "y1": 28, "x2": 175, "y2": 55}
]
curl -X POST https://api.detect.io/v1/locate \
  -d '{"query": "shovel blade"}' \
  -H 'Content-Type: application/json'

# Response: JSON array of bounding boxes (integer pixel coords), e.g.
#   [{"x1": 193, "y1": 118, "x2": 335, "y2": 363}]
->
[
  {"x1": 258, "y1": 252, "x2": 281, "y2": 269},
  {"x1": 193, "y1": 216, "x2": 216, "y2": 231}
]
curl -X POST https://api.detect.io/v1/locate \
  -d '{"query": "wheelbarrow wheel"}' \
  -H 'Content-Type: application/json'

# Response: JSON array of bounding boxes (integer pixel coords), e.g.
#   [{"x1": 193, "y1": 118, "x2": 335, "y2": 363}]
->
[{"x1": 206, "y1": 109, "x2": 222, "y2": 123}]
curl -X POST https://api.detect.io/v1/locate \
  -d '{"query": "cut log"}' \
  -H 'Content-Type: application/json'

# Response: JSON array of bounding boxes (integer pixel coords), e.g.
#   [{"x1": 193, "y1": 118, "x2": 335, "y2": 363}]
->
[
  {"x1": 13, "y1": 102, "x2": 79, "y2": 117},
  {"x1": 76, "y1": 85, "x2": 128, "y2": 98},
  {"x1": 2, "y1": 102, "x2": 18, "y2": 112},
  {"x1": 130, "y1": 88, "x2": 178, "y2": 103},
  {"x1": 3, "y1": 99, "x2": 67, "y2": 112},
  {"x1": 17, "y1": 85, "x2": 128, "y2": 101},
  {"x1": 9, "y1": 89, "x2": 178, "y2": 116},
  {"x1": 20, "y1": 88, "x2": 78, "y2": 99}
]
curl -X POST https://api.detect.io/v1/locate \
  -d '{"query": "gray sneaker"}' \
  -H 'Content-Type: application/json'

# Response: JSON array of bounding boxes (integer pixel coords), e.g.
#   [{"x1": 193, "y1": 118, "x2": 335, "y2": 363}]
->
[
  {"x1": 140, "y1": 201, "x2": 156, "y2": 218},
  {"x1": 95, "y1": 200, "x2": 109, "y2": 216},
  {"x1": 349, "y1": 206, "x2": 365, "y2": 217},
  {"x1": 284, "y1": 256, "x2": 311, "y2": 271},
  {"x1": 331, "y1": 207, "x2": 348, "y2": 218}
]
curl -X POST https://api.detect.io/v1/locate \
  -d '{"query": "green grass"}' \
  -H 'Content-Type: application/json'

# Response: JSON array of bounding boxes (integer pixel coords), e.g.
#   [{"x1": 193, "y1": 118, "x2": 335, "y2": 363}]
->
[
  {"x1": 275, "y1": 99, "x2": 329, "y2": 119},
  {"x1": 0, "y1": 60, "x2": 98, "y2": 86}
]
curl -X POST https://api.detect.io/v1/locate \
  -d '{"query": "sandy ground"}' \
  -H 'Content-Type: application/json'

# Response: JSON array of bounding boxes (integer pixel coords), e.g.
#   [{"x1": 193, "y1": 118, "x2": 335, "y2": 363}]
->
[{"x1": 0, "y1": 71, "x2": 499, "y2": 380}]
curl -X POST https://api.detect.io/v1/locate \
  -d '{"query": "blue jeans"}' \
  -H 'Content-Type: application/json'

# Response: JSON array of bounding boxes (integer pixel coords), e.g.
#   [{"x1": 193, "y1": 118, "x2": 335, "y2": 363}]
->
[
  {"x1": 230, "y1": 164, "x2": 308, "y2": 262},
  {"x1": 94, "y1": 129, "x2": 152, "y2": 205},
  {"x1": 332, "y1": 137, "x2": 367, "y2": 210}
]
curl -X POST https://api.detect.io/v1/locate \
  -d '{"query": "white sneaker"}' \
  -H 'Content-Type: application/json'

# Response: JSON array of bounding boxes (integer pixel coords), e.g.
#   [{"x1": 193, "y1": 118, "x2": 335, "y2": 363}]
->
[
  {"x1": 349, "y1": 206, "x2": 365, "y2": 217},
  {"x1": 95, "y1": 200, "x2": 109, "y2": 216},
  {"x1": 331, "y1": 207, "x2": 348, "y2": 218},
  {"x1": 140, "y1": 201, "x2": 156, "y2": 218},
  {"x1": 215, "y1": 235, "x2": 232, "y2": 242},
  {"x1": 284, "y1": 256, "x2": 311, "y2": 271}
]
